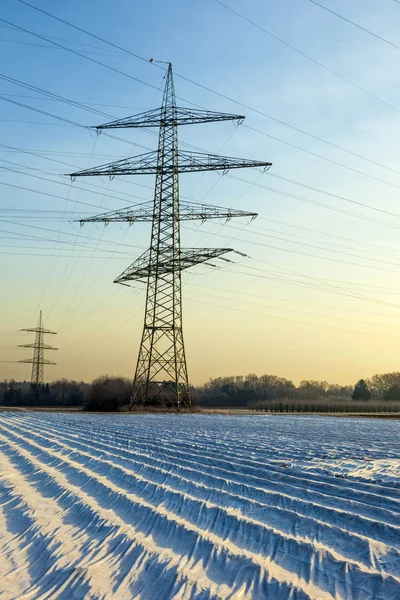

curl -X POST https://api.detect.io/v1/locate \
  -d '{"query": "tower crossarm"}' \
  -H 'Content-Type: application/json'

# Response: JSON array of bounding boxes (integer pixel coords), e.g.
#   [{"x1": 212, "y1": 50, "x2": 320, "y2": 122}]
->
[
  {"x1": 92, "y1": 107, "x2": 245, "y2": 130},
  {"x1": 77, "y1": 201, "x2": 154, "y2": 224},
  {"x1": 20, "y1": 327, "x2": 57, "y2": 334},
  {"x1": 69, "y1": 152, "x2": 158, "y2": 178},
  {"x1": 18, "y1": 343, "x2": 58, "y2": 350},
  {"x1": 76, "y1": 200, "x2": 257, "y2": 225},
  {"x1": 19, "y1": 358, "x2": 57, "y2": 365},
  {"x1": 68, "y1": 151, "x2": 271, "y2": 178},
  {"x1": 178, "y1": 201, "x2": 257, "y2": 222},
  {"x1": 177, "y1": 151, "x2": 272, "y2": 173},
  {"x1": 114, "y1": 248, "x2": 235, "y2": 284}
]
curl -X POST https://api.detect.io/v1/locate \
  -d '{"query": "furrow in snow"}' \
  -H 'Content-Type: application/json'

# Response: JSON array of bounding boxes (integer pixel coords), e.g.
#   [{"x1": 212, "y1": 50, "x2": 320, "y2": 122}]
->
[
  {"x1": 0, "y1": 426, "x2": 339, "y2": 600},
  {"x1": 9, "y1": 416, "x2": 400, "y2": 543},
  {"x1": 6, "y1": 415, "x2": 400, "y2": 580}
]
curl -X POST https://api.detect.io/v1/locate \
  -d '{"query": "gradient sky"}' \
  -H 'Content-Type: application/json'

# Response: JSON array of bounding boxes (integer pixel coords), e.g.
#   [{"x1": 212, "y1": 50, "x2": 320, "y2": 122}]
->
[{"x1": 1, "y1": 0, "x2": 400, "y2": 386}]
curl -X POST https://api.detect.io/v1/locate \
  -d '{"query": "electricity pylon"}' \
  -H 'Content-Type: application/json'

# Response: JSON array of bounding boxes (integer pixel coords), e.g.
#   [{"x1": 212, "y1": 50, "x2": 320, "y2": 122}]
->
[
  {"x1": 69, "y1": 63, "x2": 272, "y2": 410},
  {"x1": 18, "y1": 310, "x2": 57, "y2": 385}
]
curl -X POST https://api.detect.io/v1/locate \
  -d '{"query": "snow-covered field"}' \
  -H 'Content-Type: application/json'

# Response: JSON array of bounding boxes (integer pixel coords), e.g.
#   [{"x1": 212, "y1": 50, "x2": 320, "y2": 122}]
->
[{"x1": 0, "y1": 413, "x2": 399, "y2": 600}]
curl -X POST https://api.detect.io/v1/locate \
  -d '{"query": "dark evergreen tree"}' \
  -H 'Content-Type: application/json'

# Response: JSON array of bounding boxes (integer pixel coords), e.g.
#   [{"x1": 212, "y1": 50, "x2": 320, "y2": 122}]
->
[{"x1": 351, "y1": 379, "x2": 371, "y2": 401}]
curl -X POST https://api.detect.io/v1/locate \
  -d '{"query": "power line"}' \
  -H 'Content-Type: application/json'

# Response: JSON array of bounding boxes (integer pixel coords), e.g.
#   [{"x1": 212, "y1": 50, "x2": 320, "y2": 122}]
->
[
  {"x1": 6, "y1": 69, "x2": 400, "y2": 207},
  {"x1": 16, "y1": 0, "x2": 151, "y2": 64},
  {"x1": 3, "y1": 220, "x2": 395, "y2": 305},
  {"x1": 4, "y1": 83, "x2": 400, "y2": 234},
  {"x1": 187, "y1": 277, "x2": 400, "y2": 316},
  {"x1": 47, "y1": 68, "x2": 164, "y2": 325},
  {"x1": 198, "y1": 224, "x2": 400, "y2": 273},
  {"x1": 19, "y1": 0, "x2": 400, "y2": 131},
  {"x1": 258, "y1": 217, "x2": 400, "y2": 257},
  {"x1": 7, "y1": 153, "x2": 400, "y2": 320},
  {"x1": 0, "y1": 75, "x2": 176, "y2": 164},
  {"x1": 12, "y1": 1, "x2": 400, "y2": 185},
  {"x1": 0, "y1": 246, "x2": 133, "y2": 256},
  {"x1": 245, "y1": 124, "x2": 400, "y2": 194},
  {"x1": 4, "y1": 104, "x2": 400, "y2": 263},
  {"x1": 6, "y1": 146, "x2": 397, "y2": 274},
  {"x1": 5, "y1": 1, "x2": 400, "y2": 356},
  {"x1": 51, "y1": 179, "x2": 112, "y2": 325},
  {"x1": 0, "y1": 158, "x2": 145, "y2": 208},
  {"x1": 4, "y1": 84, "x2": 399, "y2": 227},
  {"x1": 0, "y1": 72, "x2": 113, "y2": 119},
  {"x1": 0, "y1": 227, "x2": 144, "y2": 253},
  {"x1": 212, "y1": 258, "x2": 400, "y2": 294},
  {"x1": 57, "y1": 228, "x2": 132, "y2": 331},
  {"x1": 0, "y1": 118, "x2": 74, "y2": 126},
  {"x1": 210, "y1": 266, "x2": 400, "y2": 310},
  {"x1": 5, "y1": 66, "x2": 400, "y2": 220},
  {"x1": 0, "y1": 178, "x2": 114, "y2": 211},
  {"x1": 0, "y1": 23, "x2": 143, "y2": 54},
  {"x1": 0, "y1": 94, "x2": 154, "y2": 155},
  {"x1": 245, "y1": 258, "x2": 400, "y2": 309},
  {"x1": 0, "y1": 146, "x2": 126, "y2": 156},
  {"x1": 0, "y1": 37, "x2": 137, "y2": 60},
  {"x1": 60, "y1": 286, "x2": 130, "y2": 333},
  {"x1": 243, "y1": 222, "x2": 400, "y2": 264},
  {"x1": 267, "y1": 171, "x2": 400, "y2": 217},
  {"x1": 0, "y1": 142, "x2": 150, "y2": 203},
  {"x1": 62, "y1": 300, "x2": 143, "y2": 362},
  {"x1": 307, "y1": 0, "x2": 400, "y2": 54},
  {"x1": 207, "y1": 260, "x2": 400, "y2": 309},
  {"x1": 0, "y1": 219, "x2": 142, "y2": 249},
  {"x1": 55, "y1": 87, "x2": 165, "y2": 328},
  {"x1": 6, "y1": 77, "x2": 400, "y2": 234},
  {"x1": 214, "y1": 0, "x2": 400, "y2": 115},
  {"x1": 224, "y1": 174, "x2": 400, "y2": 232},
  {"x1": 0, "y1": 94, "x2": 90, "y2": 128},
  {"x1": 55, "y1": 79, "x2": 164, "y2": 325},
  {"x1": 0, "y1": 250, "x2": 126, "y2": 258},
  {"x1": 186, "y1": 283, "x2": 400, "y2": 329},
  {"x1": 5, "y1": 137, "x2": 400, "y2": 236},
  {"x1": 186, "y1": 294, "x2": 400, "y2": 341},
  {"x1": 0, "y1": 94, "x2": 147, "y2": 110},
  {"x1": 0, "y1": 16, "x2": 161, "y2": 95}
]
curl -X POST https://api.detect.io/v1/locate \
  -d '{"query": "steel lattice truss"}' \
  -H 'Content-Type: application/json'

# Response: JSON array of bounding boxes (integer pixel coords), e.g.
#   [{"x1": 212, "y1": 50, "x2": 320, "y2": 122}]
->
[
  {"x1": 114, "y1": 248, "x2": 236, "y2": 284},
  {"x1": 69, "y1": 63, "x2": 272, "y2": 410},
  {"x1": 18, "y1": 310, "x2": 57, "y2": 385},
  {"x1": 70, "y1": 150, "x2": 271, "y2": 178},
  {"x1": 91, "y1": 107, "x2": 245, "y2": 129},
  {"x1": 77, "y1": 200, "x2": 257, "y2": 225}
]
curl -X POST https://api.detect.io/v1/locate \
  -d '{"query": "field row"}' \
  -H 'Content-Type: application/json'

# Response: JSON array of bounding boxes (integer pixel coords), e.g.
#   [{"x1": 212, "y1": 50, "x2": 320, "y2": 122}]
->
[{"x1": 0, "y1": 413, "x2": 399, "y2": 599}]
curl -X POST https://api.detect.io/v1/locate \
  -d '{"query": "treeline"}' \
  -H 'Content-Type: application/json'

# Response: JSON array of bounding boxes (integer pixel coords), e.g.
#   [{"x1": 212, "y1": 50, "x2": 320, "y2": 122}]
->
[
  {"x1": 249, "y1": 400, "x2": 400, "y2": 414},
  {"x1": 197, "y1": 372, "x2": 400, "y2": 411},
  {"x1": 2, "y1": 372, "x2": 400, "y2": 413},
  {"x1": 0, "y1": 379, "x2": 88, "y2": 407}
]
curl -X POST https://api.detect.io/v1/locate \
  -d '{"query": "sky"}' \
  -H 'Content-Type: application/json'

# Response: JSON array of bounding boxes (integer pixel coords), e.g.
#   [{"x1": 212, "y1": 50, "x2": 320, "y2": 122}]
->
[{"x1": 1, "y1": 0, "x2": 400, "y2": 386}]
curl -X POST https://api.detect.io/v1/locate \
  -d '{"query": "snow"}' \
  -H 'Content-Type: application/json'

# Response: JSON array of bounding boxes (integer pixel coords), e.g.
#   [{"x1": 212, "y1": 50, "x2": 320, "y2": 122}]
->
[{"x1": 0, "y1": 413, "x2": 399, "y2": 599}]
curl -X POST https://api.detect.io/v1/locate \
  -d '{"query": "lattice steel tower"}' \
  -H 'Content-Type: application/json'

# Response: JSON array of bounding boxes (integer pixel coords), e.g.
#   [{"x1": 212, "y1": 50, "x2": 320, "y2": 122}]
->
[
  {"x1": 19, "y1": 310, "x2": 57, "y2": 385},
  {"x1": 70, "y1": 63, "x2": 271, "y2": 409}
]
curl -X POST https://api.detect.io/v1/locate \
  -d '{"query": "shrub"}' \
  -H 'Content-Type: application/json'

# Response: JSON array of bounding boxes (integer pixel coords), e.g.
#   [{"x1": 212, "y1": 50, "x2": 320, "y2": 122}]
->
[{"x1": 85, "y1": 376, "x2": 131, "y2": 412}]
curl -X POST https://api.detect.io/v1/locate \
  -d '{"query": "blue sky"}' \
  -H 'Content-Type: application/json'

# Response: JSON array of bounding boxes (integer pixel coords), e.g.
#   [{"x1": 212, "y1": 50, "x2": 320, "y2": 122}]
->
[{"x1": 2, "y1": 0, "x2": 400, "y2": 385}]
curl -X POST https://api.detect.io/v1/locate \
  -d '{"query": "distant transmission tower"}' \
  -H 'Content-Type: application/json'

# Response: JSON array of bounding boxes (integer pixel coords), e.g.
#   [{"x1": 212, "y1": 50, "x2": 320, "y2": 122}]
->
[
  {"x1": 19, "y1": 310, "x2": 57, "y2": 385},
  {"x1": 69, "y1": 62, "x2": 271, "y2": 409}
]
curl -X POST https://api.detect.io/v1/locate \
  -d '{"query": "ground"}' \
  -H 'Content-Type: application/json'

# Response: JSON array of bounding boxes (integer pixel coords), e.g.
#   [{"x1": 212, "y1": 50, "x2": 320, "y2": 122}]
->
[{"x1": 0, "y1": 413, "x2": 399, "y2": 599}]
